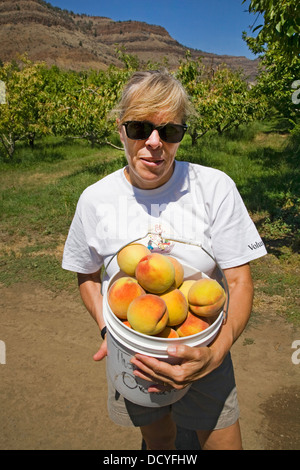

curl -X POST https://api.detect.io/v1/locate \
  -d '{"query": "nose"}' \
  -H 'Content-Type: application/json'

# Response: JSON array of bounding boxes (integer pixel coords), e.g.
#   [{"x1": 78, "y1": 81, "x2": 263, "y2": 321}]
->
[{"x1": 146, "y1": 129, "x2": 162, "y2": 148}]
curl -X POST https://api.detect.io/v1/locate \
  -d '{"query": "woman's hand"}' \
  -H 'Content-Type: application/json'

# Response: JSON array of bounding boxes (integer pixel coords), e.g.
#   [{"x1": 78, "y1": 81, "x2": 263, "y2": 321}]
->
[
  {"x1": 130, "y1": 344, "x2": 217, "y2": 392},
  {"x1": 130, "y1": 263, "x2": 254, "y2": 392},
  {"x1": 93, "y1": 337, "x2": 108, "y2": 361}
]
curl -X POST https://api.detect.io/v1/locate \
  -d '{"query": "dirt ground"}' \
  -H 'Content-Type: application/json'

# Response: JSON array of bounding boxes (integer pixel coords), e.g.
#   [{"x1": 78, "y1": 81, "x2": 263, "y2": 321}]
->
[{"x1": 0, "y1": 281, "x2": 299, "y2": 450}]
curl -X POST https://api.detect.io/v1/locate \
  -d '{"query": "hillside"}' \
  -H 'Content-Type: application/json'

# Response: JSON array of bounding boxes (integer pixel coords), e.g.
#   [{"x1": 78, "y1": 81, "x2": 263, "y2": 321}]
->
[{"x1": 0, "y1": 0, "x2": 259, "y2": 80}]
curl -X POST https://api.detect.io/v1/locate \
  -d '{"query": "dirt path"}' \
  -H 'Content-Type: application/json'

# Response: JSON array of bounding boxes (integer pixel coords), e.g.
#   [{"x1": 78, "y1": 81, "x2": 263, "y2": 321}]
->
[{"x1": 0, "y1": 282, "x2": 299, "y2": 450}]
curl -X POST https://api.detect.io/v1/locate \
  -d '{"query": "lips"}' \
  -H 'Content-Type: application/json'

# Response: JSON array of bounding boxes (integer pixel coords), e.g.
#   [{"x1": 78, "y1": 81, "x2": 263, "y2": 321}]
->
[{"x1": 140, "y1": 158, "x2": 164, "y2": 167}]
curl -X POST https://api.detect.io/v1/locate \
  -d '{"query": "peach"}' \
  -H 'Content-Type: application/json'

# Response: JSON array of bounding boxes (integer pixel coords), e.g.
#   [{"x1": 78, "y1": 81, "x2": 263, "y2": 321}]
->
[
  {"x1": 159, "y1": 288, "x2": 188, "y2": 326},
  {"x1": 107, "y1": 276, "x2": 145, "y2": 320},
  {"x1": 155, "y1": 327, "x2": 179, "y2": 338},
  {"x1": 122, "y1": 320, "x2": 132, "y2": 329},
  {"x1": 167, "y1": 256, "x2": 184, "y2": 288},
  {"x1": 175, "y1": 311, "x2": 210, "y2": 337},
  {"x1": 135, "y1": 253, "x2": 175, "y2": 294},
  {"x1": 127, "y1": 294, "x2": 168, "y2": 335},
  {"x1": 179, "y1": 279, "x2": 196, "y2": 302},
  {"x1": 188, "y1": 278, "x2": 226, "y2": 317},
  {"x1": 117, "y1": 243, "x2": 150, "y2": 276}
]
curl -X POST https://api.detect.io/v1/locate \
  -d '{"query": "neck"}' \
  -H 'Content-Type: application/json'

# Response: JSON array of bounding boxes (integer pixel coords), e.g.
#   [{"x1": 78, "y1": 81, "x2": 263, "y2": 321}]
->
[{"x1": 124, "y1": 162, "x2": 175, "y2": 190}]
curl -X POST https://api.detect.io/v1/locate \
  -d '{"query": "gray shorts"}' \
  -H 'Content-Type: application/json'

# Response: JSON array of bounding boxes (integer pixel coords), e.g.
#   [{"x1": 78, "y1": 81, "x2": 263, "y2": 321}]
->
[{"x1": 106, "y1": 353, "x2": 239, "y2": 431}]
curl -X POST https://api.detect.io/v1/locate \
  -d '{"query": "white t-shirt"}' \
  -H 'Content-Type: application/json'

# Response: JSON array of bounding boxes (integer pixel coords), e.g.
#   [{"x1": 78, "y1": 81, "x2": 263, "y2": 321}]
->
[{"x1": 62, "y1": 160, "x2": 267, "y2": 293}]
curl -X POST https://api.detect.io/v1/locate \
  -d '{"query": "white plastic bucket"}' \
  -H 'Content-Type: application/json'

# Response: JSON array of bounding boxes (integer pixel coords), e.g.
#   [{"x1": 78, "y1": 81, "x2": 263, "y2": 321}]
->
[{"x1": 103, "y1": 262, "x2": 225, "y2": 407}]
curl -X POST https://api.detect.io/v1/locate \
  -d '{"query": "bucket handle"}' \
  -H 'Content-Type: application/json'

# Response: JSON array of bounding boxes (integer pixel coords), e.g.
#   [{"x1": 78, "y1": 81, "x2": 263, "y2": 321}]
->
[{"x1": 101, "y1": 232, "x2": 229, "y2": 324}]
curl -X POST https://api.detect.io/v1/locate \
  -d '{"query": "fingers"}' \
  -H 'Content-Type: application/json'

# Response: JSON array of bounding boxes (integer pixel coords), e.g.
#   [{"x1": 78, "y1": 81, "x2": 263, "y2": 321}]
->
[
  {"x1": 131, "y1": 354, "x2": 189, "y2": 390},
  {"x1": 93, "y1": 339, "x2": 107, "y2": 361},
  {"x1": 167, "y1": 344, "x2": 202, "y2": 360},
  {"x1": 130, "y1": 345, "x2": 212, "y2": 390},
  {"x1": 131, "y1": 356, "x2": 169, "y2": 386}
]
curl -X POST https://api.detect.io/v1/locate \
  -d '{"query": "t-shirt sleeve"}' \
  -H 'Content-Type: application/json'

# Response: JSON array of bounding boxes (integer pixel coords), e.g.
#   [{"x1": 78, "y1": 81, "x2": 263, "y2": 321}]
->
[
  {"x1": 62, "y1": 195, "x2": 104, "y2": 274},
  {"x1": 210, "y1": 183, "x2": 267, "y2": 269}
]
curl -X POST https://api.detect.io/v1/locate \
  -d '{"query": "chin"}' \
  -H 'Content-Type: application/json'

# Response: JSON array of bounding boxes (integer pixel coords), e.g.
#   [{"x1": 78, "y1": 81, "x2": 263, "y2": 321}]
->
[
  {"x1": 127, "y1": 158, "x2": 174, "y2": 189},
  {"x1": 134, "y1": 171, "x2": 166, "y2": 189}
]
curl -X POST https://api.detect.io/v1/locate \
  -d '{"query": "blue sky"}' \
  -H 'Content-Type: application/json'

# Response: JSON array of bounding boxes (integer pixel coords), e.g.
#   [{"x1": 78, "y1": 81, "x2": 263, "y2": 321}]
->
[{"x1": 50, "y1": 0, "x2": 258, "y2": 59}]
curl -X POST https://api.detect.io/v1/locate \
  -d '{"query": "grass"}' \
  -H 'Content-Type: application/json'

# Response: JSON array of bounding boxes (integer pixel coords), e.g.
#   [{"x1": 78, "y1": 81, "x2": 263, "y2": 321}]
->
[
  {"x1": 0, "y1": 122, "x2": 299, "y2": 324},
  {"x1": 0, "y1": 136, "x2": 126, "y2": 291}
]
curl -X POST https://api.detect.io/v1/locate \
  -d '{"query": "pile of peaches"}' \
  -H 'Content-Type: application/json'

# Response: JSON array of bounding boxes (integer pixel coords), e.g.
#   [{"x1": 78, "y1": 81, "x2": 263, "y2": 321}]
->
[{"x1": 107, "y1": 243, "x2": 226, "y2": 338}]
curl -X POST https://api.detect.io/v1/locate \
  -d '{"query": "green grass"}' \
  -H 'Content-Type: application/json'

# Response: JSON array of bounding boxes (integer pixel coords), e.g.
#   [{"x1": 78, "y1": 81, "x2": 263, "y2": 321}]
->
[
  {"x1": 0, "y1": 137, "x2": 125, "y2": 232},
  {"x1": 0, "y1": 123, "x2": 299, "y2": 324},
  {"x1": 0, "y1": 136, "x2": 126, "y2": 291}
]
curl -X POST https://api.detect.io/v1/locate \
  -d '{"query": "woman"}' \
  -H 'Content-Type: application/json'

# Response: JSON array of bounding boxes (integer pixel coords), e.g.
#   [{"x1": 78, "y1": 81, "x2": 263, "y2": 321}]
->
[{"x1": 62, "y1": 70, "x2": 267, "y2": 450}]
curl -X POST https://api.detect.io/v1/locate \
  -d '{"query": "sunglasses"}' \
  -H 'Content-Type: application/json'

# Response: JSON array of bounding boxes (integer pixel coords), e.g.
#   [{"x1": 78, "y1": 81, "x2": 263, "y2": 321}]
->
[{"x1": 122, "y1": 121, "x2": 188, "y2": 143}]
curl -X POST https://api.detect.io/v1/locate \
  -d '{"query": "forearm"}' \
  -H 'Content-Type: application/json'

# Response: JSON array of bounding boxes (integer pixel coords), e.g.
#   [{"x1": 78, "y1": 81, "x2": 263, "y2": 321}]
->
[
  {"x1": 210, "y1": 264, "x2": 254, "y2": 367},
  {"x1": 77, "y1": 271, "x2": 105, "y2": 330}
]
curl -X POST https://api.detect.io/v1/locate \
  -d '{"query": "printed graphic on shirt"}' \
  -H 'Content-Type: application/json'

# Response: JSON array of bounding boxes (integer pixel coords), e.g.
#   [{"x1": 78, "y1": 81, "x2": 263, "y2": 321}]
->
[
  {"x1": 248, "y1": 240, "x2": 265, "y2": 250},
  {"x1": 146, "y1": 223, "x2": 175, "y2": 254}
]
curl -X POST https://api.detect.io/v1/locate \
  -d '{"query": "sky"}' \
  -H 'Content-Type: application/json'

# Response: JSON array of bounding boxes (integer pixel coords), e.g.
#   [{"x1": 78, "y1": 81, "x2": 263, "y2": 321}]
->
[{"x1": 50, "y1": 0, "x2": 258, "y2": 59}]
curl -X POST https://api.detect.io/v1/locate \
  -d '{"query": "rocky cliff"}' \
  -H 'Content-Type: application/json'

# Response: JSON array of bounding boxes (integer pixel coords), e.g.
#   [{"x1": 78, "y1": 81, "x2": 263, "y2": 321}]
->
[{"x1": 0, "y1": 0, "x2": 259, "y2": 80}]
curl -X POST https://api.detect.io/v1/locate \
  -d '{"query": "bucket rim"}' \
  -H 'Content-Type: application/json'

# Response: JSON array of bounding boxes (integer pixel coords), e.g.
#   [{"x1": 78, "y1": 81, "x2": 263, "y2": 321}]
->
[{"x1": 103, "y1": 263, "x2": 225, "y2": 357}]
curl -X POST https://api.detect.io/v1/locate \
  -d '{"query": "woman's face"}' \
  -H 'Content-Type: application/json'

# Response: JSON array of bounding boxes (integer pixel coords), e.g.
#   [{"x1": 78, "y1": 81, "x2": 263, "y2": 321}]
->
[{"x1": 119, "y1": 112, "x2": 181, "y2": 190}]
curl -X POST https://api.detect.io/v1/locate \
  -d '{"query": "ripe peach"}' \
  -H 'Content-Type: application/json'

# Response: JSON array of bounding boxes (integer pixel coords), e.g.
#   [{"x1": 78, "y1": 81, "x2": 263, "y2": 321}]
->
[
  {"x1": 117, "y1": 243, "x2": 150, "y2": 276},
  {"x1": 159, "y1": 288, "x2": 188, "y2": 326},
  {"x1": 167, "y1": 256, "x2": 184, "y2": 288},
  {"x1": 127, "y1": 294, "x2": 168, "y2": 335},
  {"x1": 122, "y1": 320, "x2": 132, "y2": 329},
  {"x1": 175, "y1": 311, "x2": 210, "y2": 337},
  {"x1": 155, "y1": 327, "x2": 179, "y2": 338},
  {"x1": 179, "y1": 279, "x2": 196, "y2": 302},
  {"x1": 107, "y1": 276, "x2": 145, "y2": 320},
  {"x1": 135, "y1": 253, "x2": 175, "y2": 294},
  {"x1": 188, "y1": 278, "x2": 226, "y2": 317}
]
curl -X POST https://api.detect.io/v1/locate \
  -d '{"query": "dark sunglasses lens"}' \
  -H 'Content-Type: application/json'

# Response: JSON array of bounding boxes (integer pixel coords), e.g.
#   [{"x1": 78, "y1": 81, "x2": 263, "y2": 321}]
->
[
  {"x1": 126, "y1": 122, "x2": 152, "y2": 140},
  {"x1": 160, "y1": 124, "x2": 185, "y2": 143},
  {"x1": 125, "y1": 122, "x2": 186, "y2": 143}
]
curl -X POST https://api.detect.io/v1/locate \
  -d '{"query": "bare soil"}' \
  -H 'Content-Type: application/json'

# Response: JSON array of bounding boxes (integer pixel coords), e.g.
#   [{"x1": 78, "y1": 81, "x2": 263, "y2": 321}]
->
[{"x1": 0, "y1": 281, "x2": 299, "y2": 450}]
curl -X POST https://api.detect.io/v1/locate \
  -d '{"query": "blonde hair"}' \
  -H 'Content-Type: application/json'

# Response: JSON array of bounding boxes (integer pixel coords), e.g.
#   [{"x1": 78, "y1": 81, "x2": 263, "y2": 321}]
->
[{"x1": 115, "y1": 70, "x2": 192, "y2": 124}]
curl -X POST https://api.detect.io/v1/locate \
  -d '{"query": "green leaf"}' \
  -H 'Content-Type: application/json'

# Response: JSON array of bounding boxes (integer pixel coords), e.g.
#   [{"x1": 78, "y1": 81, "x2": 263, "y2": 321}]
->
[{"x1": 287, "y1": 25, "x2": 296, "y2": 37}]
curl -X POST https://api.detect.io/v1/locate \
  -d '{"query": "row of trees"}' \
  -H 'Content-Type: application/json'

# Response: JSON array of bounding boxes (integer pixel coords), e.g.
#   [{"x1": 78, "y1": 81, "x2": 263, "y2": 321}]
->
[
  {"x1": 176, "y1": 52, "x2": 266, "y2": 145},
  {"x1": 1, "y1": 0, "x2": 299, "y2": 161},
  {"x1": 0, "y1": 52, "x2": 267, "y2": 160},
  {"x1": 0, "y1": 56, "x2": 130, "y2": 159}
]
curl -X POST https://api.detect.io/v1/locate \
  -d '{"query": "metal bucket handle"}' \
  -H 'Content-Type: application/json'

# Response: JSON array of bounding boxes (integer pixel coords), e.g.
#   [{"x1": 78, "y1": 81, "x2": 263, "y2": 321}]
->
[{"x1": 101, "y1": 232, "x2": 229, "y2": 324}]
